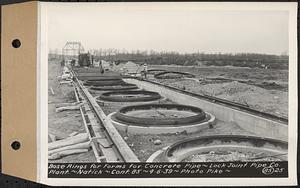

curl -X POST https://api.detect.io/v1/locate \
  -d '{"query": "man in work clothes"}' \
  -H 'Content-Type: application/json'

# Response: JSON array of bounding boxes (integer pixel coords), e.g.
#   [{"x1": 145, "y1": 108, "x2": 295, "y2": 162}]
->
[
  {"x1": 60, "y1": 59, "x2": 65, "y2": 67},
  {"x1": 142, "y1": 63, "x2": 148, "y2": 79}
]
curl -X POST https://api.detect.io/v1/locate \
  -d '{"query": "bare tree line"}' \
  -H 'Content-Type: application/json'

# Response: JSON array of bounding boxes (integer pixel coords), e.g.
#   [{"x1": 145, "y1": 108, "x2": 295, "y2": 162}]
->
[
  {"x1": 92, "y1": 48, "x2": 288, "y2": 69},
  {"x1": 49, "y1": 48, "x2": 288, "y2": 69}
]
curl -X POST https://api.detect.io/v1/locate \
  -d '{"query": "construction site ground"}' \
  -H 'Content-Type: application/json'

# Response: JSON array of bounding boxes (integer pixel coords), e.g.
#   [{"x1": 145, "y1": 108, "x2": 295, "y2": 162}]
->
[
  {"x1": 48, "y1": 60, "x2": 285, "y2": 162},
  {"x1": 149, "y1": 65, "x2": 288, "y2": 118}
]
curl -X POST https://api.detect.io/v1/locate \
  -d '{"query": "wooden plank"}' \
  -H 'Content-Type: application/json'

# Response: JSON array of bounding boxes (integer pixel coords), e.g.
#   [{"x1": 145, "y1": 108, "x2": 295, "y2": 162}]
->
[
  {"x1": 73, "y1": 86, "x2": 101, "y2": 162},
  {"x1": 86, "y1": 106, "x2": 120, "y2": 162}
]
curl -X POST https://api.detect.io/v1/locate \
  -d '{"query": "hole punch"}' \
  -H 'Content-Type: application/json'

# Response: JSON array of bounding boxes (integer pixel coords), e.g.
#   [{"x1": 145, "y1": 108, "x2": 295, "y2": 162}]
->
[
  {"x1": 11, "y1": 141, "x2": 21, "y2": 150},
  {"x1": 12, "y1": 39, "x2": 21, "y2": 48}
]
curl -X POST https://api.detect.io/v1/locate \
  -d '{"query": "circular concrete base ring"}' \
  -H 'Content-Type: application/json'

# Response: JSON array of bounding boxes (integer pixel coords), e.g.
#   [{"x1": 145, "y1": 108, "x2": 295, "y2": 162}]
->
[{"x1": 107, "y1": 112, "x2": 216, "y2": 135}]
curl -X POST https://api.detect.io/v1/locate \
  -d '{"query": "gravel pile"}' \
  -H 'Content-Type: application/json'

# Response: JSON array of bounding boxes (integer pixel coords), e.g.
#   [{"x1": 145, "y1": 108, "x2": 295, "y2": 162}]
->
[{"x1": 156, "y1": 79, "x2": 288, "y2": 118}]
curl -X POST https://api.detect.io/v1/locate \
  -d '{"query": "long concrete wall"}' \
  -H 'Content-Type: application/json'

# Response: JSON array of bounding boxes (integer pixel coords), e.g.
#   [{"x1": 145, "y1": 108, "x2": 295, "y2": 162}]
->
[{"x1": 124, "y1": 79, "x2": 288, "y2": 141}]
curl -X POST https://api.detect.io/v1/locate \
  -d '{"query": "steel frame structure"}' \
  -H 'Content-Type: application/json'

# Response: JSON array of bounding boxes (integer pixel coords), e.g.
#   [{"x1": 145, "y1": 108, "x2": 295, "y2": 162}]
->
[{"x1": 62, "y1": 41, "x2": 85, "y2": 61}]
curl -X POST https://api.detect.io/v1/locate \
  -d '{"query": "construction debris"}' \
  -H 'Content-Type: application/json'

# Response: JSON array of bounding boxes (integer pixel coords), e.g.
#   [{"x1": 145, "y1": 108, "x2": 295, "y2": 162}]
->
[
  {"x1": 48, "y1": 133, "x2": 89, "y2": 150},
  {"x1": 48, "y1": 132, "x2": 91, "y2": 160},
  {"x1": 55, "y1": 102, "x2": 83, "y2": 113},
  {"x1": 153, "y1": 139, "x2": 162, "y2": 145},
  {"x1": 69, "y1": 131, "x2": 79, "y2": 137},
  {"x1": 55, "y1": 101, "x2": 82, "y2": 108},
  {"x1": 48, "y1": 134, "x2": 57, "y2": 143},
  {"x1": 48, "y1": 141, "x2": 90, "y2": 156},
  {"x1": 60, "y1": 80, "x2": 73, "y2": 85},
  {"x1": 49, "y1": 149, "x2": 89, "y2": 160},
  {"x1": 50, "y1": 87, "x2": 55, "y2": 95}
]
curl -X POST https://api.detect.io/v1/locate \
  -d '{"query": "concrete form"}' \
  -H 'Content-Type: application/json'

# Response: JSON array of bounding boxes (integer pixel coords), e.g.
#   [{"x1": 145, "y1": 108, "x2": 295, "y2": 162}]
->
[
  {"x1": 108, "y1": 112, "x2": 216, "y2": 134},
  {"x1": 98, "y1": 90, "x2": 161, "y2": 102},
  {"x1": 163, "y1": 135, "x2": 288, "y2": 162}
]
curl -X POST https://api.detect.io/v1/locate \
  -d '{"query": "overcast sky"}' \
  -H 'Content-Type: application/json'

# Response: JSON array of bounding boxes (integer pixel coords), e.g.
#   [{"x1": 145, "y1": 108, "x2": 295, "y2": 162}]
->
[{"x1": 47, "y1": 3, "x2": 289, "y2": 55}]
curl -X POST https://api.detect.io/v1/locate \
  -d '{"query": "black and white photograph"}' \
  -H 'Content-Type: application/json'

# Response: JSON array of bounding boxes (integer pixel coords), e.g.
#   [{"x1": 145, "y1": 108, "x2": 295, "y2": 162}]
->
[{"x1": 41, "y1": 2, "x2": 297, "y2": 186}]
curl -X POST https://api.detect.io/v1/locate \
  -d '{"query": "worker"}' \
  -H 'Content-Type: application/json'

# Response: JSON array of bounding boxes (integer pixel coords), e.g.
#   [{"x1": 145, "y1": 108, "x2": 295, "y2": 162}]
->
[
  {"x1": 71, "y1": 59, "x2": 75, "y2": 66},
  {"x1": 99, "y1": 60, "x2": 104, "y2": 74},
  {"x1": 142, "y1": 63, "x2": 148, "y2": 79},
  {"x1": 60, "y1": 59, "x2": 65, "y2": 67}
]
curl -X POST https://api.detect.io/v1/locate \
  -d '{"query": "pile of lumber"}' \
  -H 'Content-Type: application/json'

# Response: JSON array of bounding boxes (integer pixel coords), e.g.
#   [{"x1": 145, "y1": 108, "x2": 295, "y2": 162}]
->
[{"x1": 48, "y1": 133, "x2": 91, "y2": 160}]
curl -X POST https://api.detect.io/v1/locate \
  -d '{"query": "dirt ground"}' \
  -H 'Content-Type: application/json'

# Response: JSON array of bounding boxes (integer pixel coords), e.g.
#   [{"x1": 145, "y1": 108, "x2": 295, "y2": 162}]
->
[
  {"x1": 149, "y1": 65, "x2": 288, "y2": 118},
  {"x1": 150, "y1": 65, "x2": 288, "y2": 85},
  {"x1": 48, "y1": 60, "x2": 96, "y2": 162}
]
